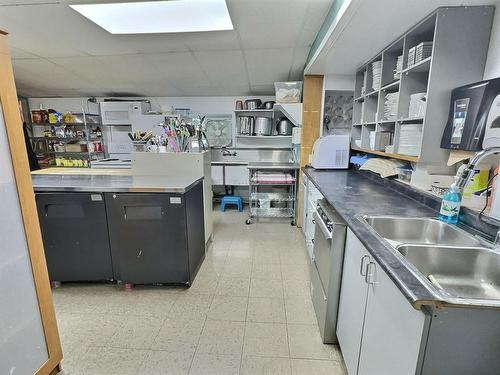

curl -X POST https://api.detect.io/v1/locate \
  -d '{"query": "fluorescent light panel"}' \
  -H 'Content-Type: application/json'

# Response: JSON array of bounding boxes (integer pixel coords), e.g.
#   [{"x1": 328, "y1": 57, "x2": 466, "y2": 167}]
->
[{"x1": 70, "y1": 0, "x2": 233, "y2": 34}]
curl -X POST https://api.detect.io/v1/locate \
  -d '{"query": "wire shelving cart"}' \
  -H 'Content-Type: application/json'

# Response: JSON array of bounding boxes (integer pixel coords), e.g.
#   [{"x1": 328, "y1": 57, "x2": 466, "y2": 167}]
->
[{"x1": 245, "y1": 162, "x2": 299, "y2": 225}]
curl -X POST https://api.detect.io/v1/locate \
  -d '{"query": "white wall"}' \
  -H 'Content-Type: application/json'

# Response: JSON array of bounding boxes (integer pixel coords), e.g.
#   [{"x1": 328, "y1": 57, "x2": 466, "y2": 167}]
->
[
  {"x1": 484, "y1": 2, "x2": 500, "y2": 79},
  {"x1": 324, "y1": 74, "x2": 355, "y2": 91},
  {"x1": 28, "y1": 96, "x2": 274, "y2": 117}
]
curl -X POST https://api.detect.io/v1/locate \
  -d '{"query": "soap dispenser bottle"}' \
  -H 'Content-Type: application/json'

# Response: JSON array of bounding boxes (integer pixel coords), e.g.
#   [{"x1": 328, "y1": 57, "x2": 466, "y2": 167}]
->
[{"x1": 439, "y1": 178, "x2": 462, "y2": 224}]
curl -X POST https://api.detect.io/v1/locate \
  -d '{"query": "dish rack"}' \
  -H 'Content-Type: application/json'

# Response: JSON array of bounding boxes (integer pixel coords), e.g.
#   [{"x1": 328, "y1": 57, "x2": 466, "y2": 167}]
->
[{"x1": 246, "y1": 166, "x2": 298, "y2": 225}]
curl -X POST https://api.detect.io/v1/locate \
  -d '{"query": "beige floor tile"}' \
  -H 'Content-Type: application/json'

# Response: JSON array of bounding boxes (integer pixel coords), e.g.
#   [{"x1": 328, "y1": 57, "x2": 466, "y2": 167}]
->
[
  {"x1": 208, "y1": 295, "x2": 248, "y2": 321},
  {"x1": 243, "y1": 322, "x2": 289, "y2": 357},
  {"x1": 281, "y1": 265, "x2": 310, "y2": 281},
  {"x1": 197, "y1": 319, "x2": 245, "y2": 355},
  {"x1": 58, "y1": 313, "x2": 123, "y2": 347},
  {"x1": 215, "y1": 276, "x2": 250, "y2": 297},
  {"x1": 141, "y1": 350, "x2": 193, "y2": 375},
  {"x1": 152, "y1": 318, "x2": 205, "y2": 354},
  {"x1": 106, "y1": 289, "x2": 179, "y2": 318},
  {"x1": 283, "y1": 279, "x2": 311, "y2": 299},
  {"x1": 169, "y1": 294, "x2": 214, "y2": 320},
  {"x1": 222, "y1": 259, "x2": 253, "y2": 278},
  {"x1": 285, "y1": 297, "x2": 317, "y2": 325},
  {"x1": 77, "y1": 347, "x2": 147, "y2": 375},
  {"x1": 290, "y1": 359, "x2": 346, "y2": 375},
  {"x1": 249, "y1": 278, "x2": 284, "y2": 298},
  {"x1": 252, "y1": 249, "x2": 281, "y2": 264},
  {"x1": 287, "y1": 324, "x2": 338, "y2": 360},
  {"x1": 252, "y1": 263, "x2": 282, "y2": 279},
  {"x1": 241, "y1": 355, "x2": 292, "y2": 375},
  {"x1": 185, "y1": 274, "x2": 219, "y2": 295},
  {"x1": 107, "y1": 315, "x2": 163, "y2": 349},
  {"x1": 189, "y1": 353, "x2": 241, "y2": 375},
  {"x1": 247, "y1": 297, "x2": 286, "y2": 323}
]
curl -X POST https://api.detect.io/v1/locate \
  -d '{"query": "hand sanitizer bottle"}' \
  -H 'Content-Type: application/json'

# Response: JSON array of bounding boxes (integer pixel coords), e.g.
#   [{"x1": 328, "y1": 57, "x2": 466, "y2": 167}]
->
[{"x1": 439, "y1": 178, "x2": 462, "y2": 224}]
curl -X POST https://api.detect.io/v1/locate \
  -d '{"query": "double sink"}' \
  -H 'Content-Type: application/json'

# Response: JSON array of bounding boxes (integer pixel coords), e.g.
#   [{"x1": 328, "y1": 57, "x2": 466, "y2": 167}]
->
[{"x1": 362, "y1": 216, "x2": 500, "y2": 306}]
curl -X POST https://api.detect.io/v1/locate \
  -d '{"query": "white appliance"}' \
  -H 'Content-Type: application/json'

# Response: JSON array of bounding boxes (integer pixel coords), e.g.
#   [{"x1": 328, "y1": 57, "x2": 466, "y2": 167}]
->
[
  {"x1": 310, "y1": 135, "x2": 350, "y2": 169},
  {"x1": 100, "y1": 101, "x2": 151, "y2": 126},
  {"x1": 482, "y1": 94, "x2": 500, "y2": 149}
]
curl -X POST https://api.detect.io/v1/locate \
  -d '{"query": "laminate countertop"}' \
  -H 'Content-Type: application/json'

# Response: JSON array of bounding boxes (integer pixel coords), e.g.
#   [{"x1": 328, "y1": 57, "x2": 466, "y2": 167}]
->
[
  {"x1": 32, "y1": 173, "x2": 203, "y2": 193},
  {"x1": 303, "y1": 167, "x2": 467, "y2": 309}
]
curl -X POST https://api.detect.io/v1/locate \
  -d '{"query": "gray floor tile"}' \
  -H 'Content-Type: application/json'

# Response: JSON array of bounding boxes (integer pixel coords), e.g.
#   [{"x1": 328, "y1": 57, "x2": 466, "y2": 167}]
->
[
  {"x1": 215, "y1": 276, "x2": 251, "y2": 297},
  {"x1": 252, "y1": 263, "x2": 282, "y2": 279},
  {"x1": 107, "y1": 315, "x2": 164, "y2": 349},
  {"x1": 285, "y1": 297, "x2": 317, "y2": 325},
  {"x1": 169, "y1": 294, "x2": 214, "y2": 320},
  {"x1": 249, "y1": 278, "x2": 284, "y2": 298},
  {"x1": 76, "y1": 347, "x2": 147, "y2": 375}
]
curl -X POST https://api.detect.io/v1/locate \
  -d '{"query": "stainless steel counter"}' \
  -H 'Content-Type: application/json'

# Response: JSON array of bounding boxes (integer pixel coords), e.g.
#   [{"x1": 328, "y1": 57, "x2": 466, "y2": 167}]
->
[
  {"x1": 32, "y1": 174, "x2": 203, "y2": 193},
  {"x1": 247, "y1": 161, "x2": 299, "y2": 170}
]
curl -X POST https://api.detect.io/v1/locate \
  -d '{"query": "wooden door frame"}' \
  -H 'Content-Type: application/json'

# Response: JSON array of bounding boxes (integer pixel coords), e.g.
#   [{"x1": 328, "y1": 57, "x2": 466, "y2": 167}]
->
[{"x1": 0, "y1": 31, "x2": 62, "y2": 375}]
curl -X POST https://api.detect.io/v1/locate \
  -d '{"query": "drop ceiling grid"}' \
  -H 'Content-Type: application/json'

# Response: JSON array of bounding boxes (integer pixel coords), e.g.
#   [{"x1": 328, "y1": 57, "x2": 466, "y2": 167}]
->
[{"x1": 2, "y1": 0, "x2": 333, "y2": 96}]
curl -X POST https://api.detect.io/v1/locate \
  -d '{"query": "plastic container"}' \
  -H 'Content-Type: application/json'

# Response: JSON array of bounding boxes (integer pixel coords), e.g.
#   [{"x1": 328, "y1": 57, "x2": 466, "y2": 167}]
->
[
  {"x1": 439, "y1": 180, "x2": 462, "y2": 224},
  {"x1": 397, "y1": 167, "x2": 412, "y2": 183},
  {"x1": 275, "y1": 81, "x2": 303, "y2": 103}
]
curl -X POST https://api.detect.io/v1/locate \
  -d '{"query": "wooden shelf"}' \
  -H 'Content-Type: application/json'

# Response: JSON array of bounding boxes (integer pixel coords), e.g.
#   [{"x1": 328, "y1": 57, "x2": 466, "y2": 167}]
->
[{"x1": 350, "y1": 146, "x2": 419, "y2": 162}]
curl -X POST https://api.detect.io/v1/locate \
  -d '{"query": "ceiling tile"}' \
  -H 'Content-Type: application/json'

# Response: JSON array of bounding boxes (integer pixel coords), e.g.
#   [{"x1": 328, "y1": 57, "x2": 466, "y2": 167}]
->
[
  {"x1": 289, "y1": 47, "x2": 309, "y2": 80},
  {"x1": 10, "y1": 47, "x2": 40, "y2": 59},
  {"x1": 250, "y1": 84, "x2": 275, "y2": 96},
  {"x1": 227, "y1": 0, "x2": 309, "y2": 49},
  {"x1": 194, "y1": 50, "x2": 248, "y2": 86},
  {"x1": 296, "y1": 0, "x2": 333, "y2": 46},
  {"x1": 244, "y1": 48, "x2": 294, "y2": 85},
  {"x1": 147, "y1": 52, "x2": 210, "y2": 87},
  {"x1": 182, "y1": 31, "x2": 241, "y2": 51}
]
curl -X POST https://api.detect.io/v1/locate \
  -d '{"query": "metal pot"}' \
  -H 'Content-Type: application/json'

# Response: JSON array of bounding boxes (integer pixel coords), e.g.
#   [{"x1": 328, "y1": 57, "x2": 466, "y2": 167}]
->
[
  {"x1": 255, "y1": 117, "x2": 273, "y2": 136},
  {"x1": 245, "y1": 99, "x2": 262, "y2": 110},
  {"x1": 262, "y1": 101, "x2": 275, "y2": 109},
  {"x1": 276, "y1": 117, "x2": 293, "y2": 135}
]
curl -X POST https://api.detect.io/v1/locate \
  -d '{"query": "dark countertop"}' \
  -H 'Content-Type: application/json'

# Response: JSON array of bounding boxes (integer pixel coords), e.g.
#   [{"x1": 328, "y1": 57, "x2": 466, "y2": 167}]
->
[
  {"x1": 304, "y1": 168, "x2": 444, "y2": 309},
  {"x1": 32, "y1": 174, "x2": 203, "y2": 193}
]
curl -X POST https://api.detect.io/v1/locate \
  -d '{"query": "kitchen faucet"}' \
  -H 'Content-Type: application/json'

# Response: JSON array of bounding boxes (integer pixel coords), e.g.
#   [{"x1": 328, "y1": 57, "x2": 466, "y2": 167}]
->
[
  {"x1": 454, "y1": 147, "x2": 500, "y2": 190},
  {"x1": 221, "y1": 148, "x2": 237, "y2": 157}
]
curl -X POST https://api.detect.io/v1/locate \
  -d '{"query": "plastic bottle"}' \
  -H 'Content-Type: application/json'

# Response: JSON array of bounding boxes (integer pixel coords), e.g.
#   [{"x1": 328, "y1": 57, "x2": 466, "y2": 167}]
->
[{"x1": 438, "y1": 178, "x2": 462, "y2": 224}]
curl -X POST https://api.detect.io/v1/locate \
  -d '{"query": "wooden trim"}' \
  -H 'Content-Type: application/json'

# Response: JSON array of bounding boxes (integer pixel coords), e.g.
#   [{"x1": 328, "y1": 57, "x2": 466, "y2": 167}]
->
[
  {"x1": 350, "y1": 146, "x2": 419, "y2": 162},
  {"x1": 0, "y1": 34, "x2": 62, "y2": 374},
  {"x1": 297, "y1": 75, "x2": 324, "y2": 227}
]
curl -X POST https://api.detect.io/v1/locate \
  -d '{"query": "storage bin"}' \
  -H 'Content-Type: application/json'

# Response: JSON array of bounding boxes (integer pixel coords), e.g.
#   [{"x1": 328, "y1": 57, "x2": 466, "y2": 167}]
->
[{"x1": 275, "y1": 81, "x2": 303, "y2": 103}]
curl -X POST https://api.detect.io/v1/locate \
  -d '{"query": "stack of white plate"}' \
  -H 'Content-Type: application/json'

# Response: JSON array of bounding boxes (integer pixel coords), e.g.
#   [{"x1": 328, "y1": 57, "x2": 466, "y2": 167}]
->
[
  {"x1": 384, "y1": 92, "x2": 398, "y2": 120},
  {"x1": 394, "y1": 55, "x2": 403, "y2": 79},
  {"x1": 371, "y1": 61, "x2": 382, "y2": 91},
  {"x1": 398, "y1": 123, "x2": 423, "y2": 156},
  {"x1": 369, "y1": 131, "x2": 376, "y2": 150},
  {"x1": 409, "y1": 92, "x2": 427, "y2": 118},
  {"x1": 415, "y1": 42, "x2": 432, "y2": 63}
]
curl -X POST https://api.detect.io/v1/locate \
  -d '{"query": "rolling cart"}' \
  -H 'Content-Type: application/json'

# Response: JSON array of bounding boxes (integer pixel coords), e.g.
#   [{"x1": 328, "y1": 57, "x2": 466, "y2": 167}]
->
[{"x1": 245, "y1": 162, "x2": 299, "y2": 225}]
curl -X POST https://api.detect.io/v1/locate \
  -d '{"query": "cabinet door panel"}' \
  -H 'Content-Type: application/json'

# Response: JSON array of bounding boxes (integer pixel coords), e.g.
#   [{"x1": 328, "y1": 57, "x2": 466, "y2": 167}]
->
[
  {"x1": 358, "y1": 260, "x2": 426, "y2": 375},
  {"x1": 225, "y1": 165, "x2": 248, "y2": 186},
  {"x1": 211, "y1": 165, "x2": 224, "y2": 185},
  {"x1": 36, "y1": 192, "x2": 113, "y2": 281},
  {"x1": 106, "y1": 193, "x2": 189, "y2": 284},
  {"x1": 336, "y1": 230, "x2": 369, "y2": 375}
]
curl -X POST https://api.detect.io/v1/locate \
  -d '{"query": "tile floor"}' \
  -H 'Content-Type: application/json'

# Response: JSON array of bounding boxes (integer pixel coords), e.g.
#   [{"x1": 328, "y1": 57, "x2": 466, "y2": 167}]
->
[{"x1": 54, "y1": 207, "x2": 347, "y2": 375}]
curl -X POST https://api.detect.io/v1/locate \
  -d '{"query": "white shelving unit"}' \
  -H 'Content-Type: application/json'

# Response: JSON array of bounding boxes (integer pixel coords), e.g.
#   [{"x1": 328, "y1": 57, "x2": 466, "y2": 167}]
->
[{"x1": 350, "y1": 6, "x2": 494, "y2": 164}]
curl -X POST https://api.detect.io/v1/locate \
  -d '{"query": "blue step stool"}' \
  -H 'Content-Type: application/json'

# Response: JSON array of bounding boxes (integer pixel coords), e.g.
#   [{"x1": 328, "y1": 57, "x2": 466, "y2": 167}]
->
[{"x1": 221, "y1": 195, "x2": 243, "y2": 212}]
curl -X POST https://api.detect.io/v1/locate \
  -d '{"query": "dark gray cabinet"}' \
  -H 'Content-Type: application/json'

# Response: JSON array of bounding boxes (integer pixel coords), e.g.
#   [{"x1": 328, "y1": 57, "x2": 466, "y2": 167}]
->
[
  {"x1": 105, "y1": 182, "x2": 205, "y2": 285},
  {"x1": 36, "y1": 193, "x2": 113, "y2": 282}
]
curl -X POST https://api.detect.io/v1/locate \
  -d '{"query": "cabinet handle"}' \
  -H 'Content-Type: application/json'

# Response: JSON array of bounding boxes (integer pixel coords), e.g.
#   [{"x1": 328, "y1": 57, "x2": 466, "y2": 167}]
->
[
  {"x1": 360, "y1": 255, "x2": 370, "y2": 276},
  {"x1": 365, "y1": 262, "x2": 378, "y2": 285},
  {"x1": 312, "y1": 239, "x2": 315, "y2": 244},
  {"x1": 312, "y1": 219, "x2": 316, "y2": 224}
]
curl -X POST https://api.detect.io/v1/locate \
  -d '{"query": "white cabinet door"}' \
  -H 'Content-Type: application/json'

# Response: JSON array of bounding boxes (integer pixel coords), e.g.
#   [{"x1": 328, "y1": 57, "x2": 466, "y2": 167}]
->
[
  {"x1": 225, "y1": 165, "x2": 248, "y2": 186},
  {"x1": 211, "y1": 165, "x2": 224, "y2": 185},
  {"x1": 336, "y1": 229, "x2": 370, "y2": 375},
  {"x1": 358, "y1": 259, "x2": 426, "y2": 375}
]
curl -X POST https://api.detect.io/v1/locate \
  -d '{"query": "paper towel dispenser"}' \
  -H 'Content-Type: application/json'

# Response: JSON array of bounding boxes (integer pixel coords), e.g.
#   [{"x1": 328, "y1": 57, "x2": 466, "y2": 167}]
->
[{"x1": 441, "y1": 77, "x2": 500, "y2": 151}]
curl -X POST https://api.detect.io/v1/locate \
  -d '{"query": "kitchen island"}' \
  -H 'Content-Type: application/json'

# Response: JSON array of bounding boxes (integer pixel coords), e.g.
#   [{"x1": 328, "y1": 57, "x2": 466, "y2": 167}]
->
[{"x1": 32, "y1": 171, "x2": 205, "y2": 286}]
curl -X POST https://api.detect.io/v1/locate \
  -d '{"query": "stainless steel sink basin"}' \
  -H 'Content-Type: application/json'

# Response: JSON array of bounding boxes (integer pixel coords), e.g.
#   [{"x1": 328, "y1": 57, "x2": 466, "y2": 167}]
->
[
  {"x1": 363, "y1": 216, "x2": 482, "y2": 247},
  {"x1": 397, "y1": 245, "x2": 500, "y2": 300}
]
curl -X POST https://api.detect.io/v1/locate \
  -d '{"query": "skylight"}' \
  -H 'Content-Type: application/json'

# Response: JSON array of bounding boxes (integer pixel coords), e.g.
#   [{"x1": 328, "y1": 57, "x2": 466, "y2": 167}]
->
[{"x1": 69, "y1": 0, "x2": 233, "y2": 34}]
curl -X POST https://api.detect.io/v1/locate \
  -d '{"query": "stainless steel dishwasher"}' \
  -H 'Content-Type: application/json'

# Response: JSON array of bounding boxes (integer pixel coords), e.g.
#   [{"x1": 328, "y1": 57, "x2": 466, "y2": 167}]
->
[{"x1": 310, "y1": 198, "x2": 347, "y2": 344}]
